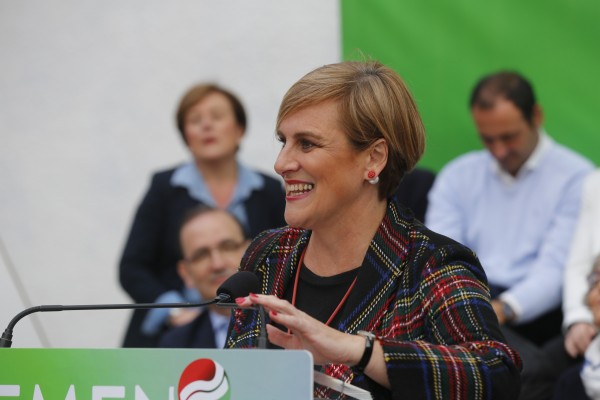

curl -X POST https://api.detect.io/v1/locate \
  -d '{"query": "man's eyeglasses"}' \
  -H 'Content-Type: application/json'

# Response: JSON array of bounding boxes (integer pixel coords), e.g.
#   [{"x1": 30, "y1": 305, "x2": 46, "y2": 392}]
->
[{"x1": 186, "y1": 240, "x2": 246, "y2": 268}]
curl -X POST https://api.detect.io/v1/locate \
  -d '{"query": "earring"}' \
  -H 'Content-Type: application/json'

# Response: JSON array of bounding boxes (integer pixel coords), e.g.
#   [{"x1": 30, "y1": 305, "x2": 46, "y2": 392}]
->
[{"x1": 367, "y1": 170, "x2": 379, "y2": 185}]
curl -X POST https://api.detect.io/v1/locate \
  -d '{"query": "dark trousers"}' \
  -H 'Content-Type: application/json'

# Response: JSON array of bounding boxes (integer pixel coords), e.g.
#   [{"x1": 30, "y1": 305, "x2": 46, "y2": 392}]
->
[
  {"x1": 490, "y1": 285, "x2": 579, "y2": 400},
  {"x1": 552, "y1": 363, "x2": 590, "y2": 400},
  {"x1": 502, "y1": 328, "x2": 580, "y2": 400}
]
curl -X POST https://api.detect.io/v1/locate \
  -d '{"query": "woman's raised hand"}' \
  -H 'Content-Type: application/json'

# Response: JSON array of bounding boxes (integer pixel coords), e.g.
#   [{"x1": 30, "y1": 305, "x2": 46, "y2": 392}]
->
[{"x1": 236, "y1": 293, "x2": 364, "y2": 366}]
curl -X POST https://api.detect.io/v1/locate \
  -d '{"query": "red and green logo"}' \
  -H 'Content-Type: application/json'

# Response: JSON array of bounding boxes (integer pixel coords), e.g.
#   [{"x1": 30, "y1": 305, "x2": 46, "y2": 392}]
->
[{"x1": 178, "y1": 359, "x2": 231, "y2": 400}]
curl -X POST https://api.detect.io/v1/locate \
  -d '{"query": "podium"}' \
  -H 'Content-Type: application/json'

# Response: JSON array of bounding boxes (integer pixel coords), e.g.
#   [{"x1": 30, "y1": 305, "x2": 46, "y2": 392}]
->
[{"x1": 0, "y1": 348, "x2": 313, "y2": 399}]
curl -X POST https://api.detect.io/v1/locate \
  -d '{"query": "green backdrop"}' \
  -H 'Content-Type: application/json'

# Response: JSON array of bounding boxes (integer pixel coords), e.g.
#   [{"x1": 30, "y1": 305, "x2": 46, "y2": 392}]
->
[{"x1": 341, "y1": 0, "x2": 600, "y2": 171}]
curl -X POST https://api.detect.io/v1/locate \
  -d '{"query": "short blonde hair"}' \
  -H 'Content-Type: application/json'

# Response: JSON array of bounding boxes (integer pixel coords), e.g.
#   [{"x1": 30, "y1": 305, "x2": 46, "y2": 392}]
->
[{"x1": 276, "y1": 60, "x2": 425, "y2": 199}]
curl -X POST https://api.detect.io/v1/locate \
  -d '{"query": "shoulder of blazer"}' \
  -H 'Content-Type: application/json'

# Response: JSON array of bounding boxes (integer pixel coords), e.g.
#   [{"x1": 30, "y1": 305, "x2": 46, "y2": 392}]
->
[
  {"x1": 255, "y1": 172, "x2": 285, "y2": 196},
  {"x1": 240, "y1": 226, "x2": 305, "y2": 272},
  {"x1": 259, "y1": 171, "x2": 283, "y2": 185},
  {"x1": 149, "y1": 166, "x2": 179, "y2": 187},
  {"x1": 244, "y1": 173, "x2": 286, "y2": 228},
  {"x1": 146, "y1": 165, "x2": 196, "y2": 202}
]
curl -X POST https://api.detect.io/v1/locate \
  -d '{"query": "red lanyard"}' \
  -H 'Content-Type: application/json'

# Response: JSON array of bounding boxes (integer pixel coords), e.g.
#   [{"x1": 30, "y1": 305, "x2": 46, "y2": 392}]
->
[{"x1": 291, "y1": 247, "x2": 358, "y2": 327}]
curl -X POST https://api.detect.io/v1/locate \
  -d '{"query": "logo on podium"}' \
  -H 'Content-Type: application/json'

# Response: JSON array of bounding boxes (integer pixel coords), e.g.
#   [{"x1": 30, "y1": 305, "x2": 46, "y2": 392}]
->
[{"x1": 179, "y1": 358, "x2": 231, "y2": 400}]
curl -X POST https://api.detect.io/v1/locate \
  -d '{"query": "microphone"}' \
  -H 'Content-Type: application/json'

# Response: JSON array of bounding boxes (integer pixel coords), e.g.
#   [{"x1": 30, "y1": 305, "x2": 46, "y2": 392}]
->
[
  {"x1": 0, "y1": 271, "x2": 260, "y2": 348},
  {"x1": 215, "y1": 271, "x2": 267, "y2": 349},
  {"x1": 216, "y1": 271, "x2": 260, "y2": 302}
]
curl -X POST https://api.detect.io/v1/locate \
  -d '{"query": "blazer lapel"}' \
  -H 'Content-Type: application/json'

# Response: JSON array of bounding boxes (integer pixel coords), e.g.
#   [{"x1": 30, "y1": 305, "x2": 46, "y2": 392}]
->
[
  {"x1": 333, "y1": 200, "x2": 411, "y2": 334},
  {"x1": 266, "y1": 228, "x2": 311, "y2": 298}
]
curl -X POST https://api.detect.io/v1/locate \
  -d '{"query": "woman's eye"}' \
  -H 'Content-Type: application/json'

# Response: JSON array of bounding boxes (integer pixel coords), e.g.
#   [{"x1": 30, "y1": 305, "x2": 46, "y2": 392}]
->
[
  {"x1": 276, "y1": 136, "x2": 286, "y2": 146},
  {"x1": 211, "y1": 112, "x2": 226, "y2": 121},
  {"x1": 300, "y1": 139, "x2": 315, "y2": 150},
  {"x1": 187, "y1": 116, "x2": 202, "y2": 125}
]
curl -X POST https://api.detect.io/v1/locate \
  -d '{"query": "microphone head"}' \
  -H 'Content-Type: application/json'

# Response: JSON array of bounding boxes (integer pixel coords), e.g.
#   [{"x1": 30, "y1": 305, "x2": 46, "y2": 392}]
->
[{"x1": 216, "y1": 271, "x2": 261, "y2": 301}]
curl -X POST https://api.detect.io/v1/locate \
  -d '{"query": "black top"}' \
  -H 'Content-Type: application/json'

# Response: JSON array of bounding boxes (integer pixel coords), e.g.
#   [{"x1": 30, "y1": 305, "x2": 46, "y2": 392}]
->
[
  {"x1": 289, "y1": 264, "x2": 360, "y2": 325},
  {"x1": 266, "y1": 264, "x2": 360, "y2": 349}
]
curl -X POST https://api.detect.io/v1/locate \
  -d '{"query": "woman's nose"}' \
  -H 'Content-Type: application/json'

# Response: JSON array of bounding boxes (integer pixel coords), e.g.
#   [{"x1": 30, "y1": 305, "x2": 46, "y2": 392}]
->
[
  {"x1": 488, "y1": 140, "x2": 509, "y2": 162},
  {"x1": 274, "y1": 146, "x2": 299, "y2": 176},
  {"x1": 200, "y1": 118, "x2": 214, "y2": 132},
  {"x1": 207, "y1": 249, "x2": 227, "y2": 271}
]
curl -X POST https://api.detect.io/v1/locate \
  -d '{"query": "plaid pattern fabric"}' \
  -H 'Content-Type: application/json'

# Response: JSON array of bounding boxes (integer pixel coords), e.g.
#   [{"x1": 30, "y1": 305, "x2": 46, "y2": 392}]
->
[{"x1": 226, "y1": 198, "x2": 522, "y2": 399}]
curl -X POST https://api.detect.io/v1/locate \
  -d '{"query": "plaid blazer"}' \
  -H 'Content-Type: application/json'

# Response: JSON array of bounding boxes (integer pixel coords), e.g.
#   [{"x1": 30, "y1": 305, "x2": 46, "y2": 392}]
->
[{"x1": 226, "y1": 198, "x2": 522, "y2": 399}]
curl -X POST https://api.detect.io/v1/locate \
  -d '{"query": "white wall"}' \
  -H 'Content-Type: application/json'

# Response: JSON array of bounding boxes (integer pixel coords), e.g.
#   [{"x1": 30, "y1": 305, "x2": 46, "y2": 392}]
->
[{"x1": 0, "y1": 0, "x2": 340, "y2": 348}]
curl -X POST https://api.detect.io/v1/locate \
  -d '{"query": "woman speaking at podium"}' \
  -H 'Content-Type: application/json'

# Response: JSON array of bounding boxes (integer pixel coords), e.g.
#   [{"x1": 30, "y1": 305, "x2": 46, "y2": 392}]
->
[{"x1": 228, "y1": 60, "x2": 522, "y2": 399}]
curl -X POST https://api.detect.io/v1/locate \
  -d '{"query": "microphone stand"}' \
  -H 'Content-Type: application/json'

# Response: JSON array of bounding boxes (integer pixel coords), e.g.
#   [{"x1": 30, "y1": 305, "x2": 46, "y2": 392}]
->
[
  {"x1": 0, "y1": 294, "x2": 230, "y2": 348},
  {"x1": 215, "y1": 303, "x2": 267, "y2": 349},
  {"x1": 257, "y1": 305, "x2": 267, "y2": 349}
]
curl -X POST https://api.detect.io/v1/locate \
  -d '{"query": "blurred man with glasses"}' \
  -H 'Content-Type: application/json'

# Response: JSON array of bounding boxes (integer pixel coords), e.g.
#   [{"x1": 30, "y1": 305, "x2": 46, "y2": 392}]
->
[{"x1": 159, "y1": 206, "x2": 249, "y2": 348}]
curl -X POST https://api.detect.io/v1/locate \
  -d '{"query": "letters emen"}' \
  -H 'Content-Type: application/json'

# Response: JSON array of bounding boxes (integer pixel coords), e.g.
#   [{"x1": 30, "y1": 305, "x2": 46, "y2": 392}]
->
[{"x1": 0, "y1": 384, "x2": 176, "y2": 400}]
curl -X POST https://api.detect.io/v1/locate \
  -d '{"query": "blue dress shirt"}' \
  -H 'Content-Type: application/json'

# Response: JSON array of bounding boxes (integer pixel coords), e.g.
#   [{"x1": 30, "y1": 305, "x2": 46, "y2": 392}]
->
[{"x1": 426, "y1": 133, "x2": 593, "y2": 323}]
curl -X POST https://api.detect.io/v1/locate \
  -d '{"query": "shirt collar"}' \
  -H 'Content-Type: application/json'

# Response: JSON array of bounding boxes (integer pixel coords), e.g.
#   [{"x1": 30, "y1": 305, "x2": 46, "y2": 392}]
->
[
  {"x1": 170, "y1": 161, "x2": 265, "y2": 206},
  {"x1": 491, "y1": 130, "x2": 552, "y2": 185},
  {"x1": 209, "y1": 310, "x2": 231, "y2": 348},
  {"x1": 208, "y1": 310, "x2": 230, "y2": 331}
]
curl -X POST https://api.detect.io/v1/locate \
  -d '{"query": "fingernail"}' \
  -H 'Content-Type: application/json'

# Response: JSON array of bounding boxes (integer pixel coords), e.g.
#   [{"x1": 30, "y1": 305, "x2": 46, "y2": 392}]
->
[
  {"x1": 271, "y1": 310, "x2": 277, "y2": 316},
  {"x1": 249, "y1": 293, "x2": 259, "y2": 298},
  {"x1": 235, "y1": 297, "x2": 245, "y2": 304}
]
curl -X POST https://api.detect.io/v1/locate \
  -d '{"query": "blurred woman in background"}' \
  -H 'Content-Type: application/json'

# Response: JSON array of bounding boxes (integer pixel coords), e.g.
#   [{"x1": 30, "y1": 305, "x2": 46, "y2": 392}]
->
[{"x1": 119, "y1": 84, "x2": 285, "y2": 347}]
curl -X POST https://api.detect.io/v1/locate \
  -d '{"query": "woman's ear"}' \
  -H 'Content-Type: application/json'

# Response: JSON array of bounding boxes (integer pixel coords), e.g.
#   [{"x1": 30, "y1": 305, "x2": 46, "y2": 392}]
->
[{"x1": 366, "y1": 138, "x2": 388, "y2": 175}]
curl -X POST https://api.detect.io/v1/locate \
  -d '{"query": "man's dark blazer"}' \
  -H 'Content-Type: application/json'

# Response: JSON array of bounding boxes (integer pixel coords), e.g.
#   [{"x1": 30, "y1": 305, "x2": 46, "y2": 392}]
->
[
  {"x1": 158, "y1": 312, "x2": 218, "y2": 349},
  {"x1": 394, "y1": 167, "x2": 436, "y2": 222}
]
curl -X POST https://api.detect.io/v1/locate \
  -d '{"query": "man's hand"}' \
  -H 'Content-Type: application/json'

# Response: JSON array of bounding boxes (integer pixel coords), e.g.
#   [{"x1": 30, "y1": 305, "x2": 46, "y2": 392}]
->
[
  {"x1": 491, "y1": 299, "x2": 507, "y2": 325},
  {"x1": 168, "y1": 308, "x2": 200, "y2": 327},
  {"x1": 565, "y1": 322, "x2": 598, "y2": 357}
]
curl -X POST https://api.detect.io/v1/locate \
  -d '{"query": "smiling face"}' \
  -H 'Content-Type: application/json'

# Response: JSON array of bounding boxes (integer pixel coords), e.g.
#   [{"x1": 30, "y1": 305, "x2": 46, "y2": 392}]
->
[
  {"x1": 274, "y1": 100, "x2": 373, "y2": 231},
  {"x1": 472, "y1": 98, "x2": 541, "y2": 176},
  {"x1": 183, "y1": 91, "x2": 244, "y2": 163},
  {"x1": 178, "y1": 210, "x2": 248, "y2": 300}
]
